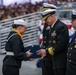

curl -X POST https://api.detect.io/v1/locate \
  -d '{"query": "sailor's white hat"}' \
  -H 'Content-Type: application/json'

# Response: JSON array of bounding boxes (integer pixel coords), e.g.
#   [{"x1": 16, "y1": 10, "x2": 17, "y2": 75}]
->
[
  {"x1": 14, "y1": 19, "x2": 27, "y2": 26},
  {"x1": 72, "y1": 10, "x2": 76, "y2": 19}
]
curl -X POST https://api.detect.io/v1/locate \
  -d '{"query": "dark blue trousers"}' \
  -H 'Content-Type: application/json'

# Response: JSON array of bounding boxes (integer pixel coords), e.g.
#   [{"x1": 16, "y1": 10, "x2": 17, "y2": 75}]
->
[{"x1": 2, "y1": 65, "x2": 19, "y2": 75}]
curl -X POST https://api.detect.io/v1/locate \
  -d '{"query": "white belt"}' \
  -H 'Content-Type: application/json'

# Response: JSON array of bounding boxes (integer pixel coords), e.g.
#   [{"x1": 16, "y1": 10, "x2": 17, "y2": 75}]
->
[{"x1": 6, "y1": 52, "x2": 14, "y2": 56}]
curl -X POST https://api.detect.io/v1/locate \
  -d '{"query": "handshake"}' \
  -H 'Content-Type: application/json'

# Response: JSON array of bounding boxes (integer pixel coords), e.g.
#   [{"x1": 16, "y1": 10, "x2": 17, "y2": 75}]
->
[{"x1": 25, "y1": 45, "x2": 46, "y2": 61}]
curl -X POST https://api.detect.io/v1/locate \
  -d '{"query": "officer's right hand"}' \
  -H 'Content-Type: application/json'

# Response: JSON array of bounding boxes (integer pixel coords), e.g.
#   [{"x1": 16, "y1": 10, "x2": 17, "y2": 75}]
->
[
  {"x1": 36, "y1": 49, "x2": 46, "y2": 60},
  {"x1": 26, "y1": 50, "x2": 33, "y2": 57},
  {"x1": 38, "y1": 54, "x2": 46, "y2": 60}
]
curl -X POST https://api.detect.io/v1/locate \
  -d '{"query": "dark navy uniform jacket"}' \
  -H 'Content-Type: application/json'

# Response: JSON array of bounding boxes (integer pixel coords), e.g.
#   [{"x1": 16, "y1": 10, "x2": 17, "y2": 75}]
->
[
  {"x1": 3, "y1": 31, "x2": 26, "y2": 68},
  {"x1": 41, "y1": 23, "x2": 54, "y2": 75},
  {"x1": 42, "y1": 23, "x2": 52, "y2": 60},
  {"x1": 67, "y1": 31, "x2": 76, "y2": 75},
  {"x1": 42, "y1": 19, "x2": 69, "y2": 69}
]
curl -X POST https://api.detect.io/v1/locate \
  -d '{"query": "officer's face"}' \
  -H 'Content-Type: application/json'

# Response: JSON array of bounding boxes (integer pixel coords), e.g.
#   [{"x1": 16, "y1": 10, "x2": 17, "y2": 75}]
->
[
  {"x1": 45, "y1": 15, "x2": 54, "y2": 26},
  {"x1": 72, "y1": 19, "x2": 76, "y2": 29}
]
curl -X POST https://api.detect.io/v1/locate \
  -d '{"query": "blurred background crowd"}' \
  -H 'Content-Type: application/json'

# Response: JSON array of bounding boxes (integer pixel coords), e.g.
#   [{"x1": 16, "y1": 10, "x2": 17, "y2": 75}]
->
[{"x1": 0, "y1": 0, "x2": 76, "y2": 20}]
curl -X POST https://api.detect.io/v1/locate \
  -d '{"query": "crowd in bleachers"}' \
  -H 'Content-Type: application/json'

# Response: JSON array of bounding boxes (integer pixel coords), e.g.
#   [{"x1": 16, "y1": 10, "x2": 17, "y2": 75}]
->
[
  {"x1": 0, "y1": 0, "x2": 75, "y2": 21},
  {"x1": 0, "y1": 2, "x2": 43, "y2": 20}
]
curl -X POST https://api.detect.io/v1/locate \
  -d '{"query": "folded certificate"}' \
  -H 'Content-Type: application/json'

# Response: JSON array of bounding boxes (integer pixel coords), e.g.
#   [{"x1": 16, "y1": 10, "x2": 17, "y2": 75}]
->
[{"x1": 24, "y1": 45, "x2": 41, "y2": 61}]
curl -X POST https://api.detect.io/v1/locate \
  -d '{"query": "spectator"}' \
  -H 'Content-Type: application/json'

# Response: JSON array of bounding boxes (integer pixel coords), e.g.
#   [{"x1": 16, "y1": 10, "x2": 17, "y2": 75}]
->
[{"x1": 66, "y1": 10, "x2": 76, "y2": 75}]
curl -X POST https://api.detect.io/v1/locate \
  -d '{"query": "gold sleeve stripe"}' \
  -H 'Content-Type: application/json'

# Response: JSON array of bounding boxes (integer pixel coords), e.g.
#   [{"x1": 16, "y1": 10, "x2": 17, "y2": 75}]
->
[{"x1": 48, "y1": 47, "x2": 54, "y2": 56}]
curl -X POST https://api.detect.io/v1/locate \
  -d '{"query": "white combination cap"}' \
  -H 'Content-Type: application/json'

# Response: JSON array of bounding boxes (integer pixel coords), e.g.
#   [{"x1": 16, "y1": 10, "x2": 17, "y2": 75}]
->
[
  {"x1": 14, "y1": 19, "x2": 27, "y2": 26},
  {"x1": 43, "y1": 3, "x2": 57, "y2": 9},
  {"x1": 41, "y1": 3, "x2": 57, "y2": 20},
  {"x1": 41, "y1": 9, "x2": 56, "y2": 16}
]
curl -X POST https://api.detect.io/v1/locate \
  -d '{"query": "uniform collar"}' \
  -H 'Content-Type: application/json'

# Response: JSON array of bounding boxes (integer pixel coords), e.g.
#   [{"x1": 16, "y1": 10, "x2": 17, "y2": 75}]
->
[
  {"x1": 12, "y1": 30, "x2": 22, "y2": 39},
  {"x1": 51, "y1": 19, "x2": 58, "y2": 28}
]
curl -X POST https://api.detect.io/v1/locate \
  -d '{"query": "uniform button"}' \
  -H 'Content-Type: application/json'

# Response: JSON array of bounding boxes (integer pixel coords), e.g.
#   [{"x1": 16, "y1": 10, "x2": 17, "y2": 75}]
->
[
  {"x1": 44, "y1": 41, "x2": 46, "y2": 43},
  {"x1": 53, "y1": 40, "x2": 56, "y2": 43},
  {"x1": 69, "y1": 54, "x2": 71, "y2": 56},
  {"x1": 67, "y1": 59, "x2": 68, "y2": 61},
  {"x1": 69, "y1": 60, "x2": 71, "y2": 62},
  {"x1": 71, "y1": 48, "x2": 72, "y2": 50},
  {"x1": 67, "y1": 53, "x2": 68, "y2": 55}
]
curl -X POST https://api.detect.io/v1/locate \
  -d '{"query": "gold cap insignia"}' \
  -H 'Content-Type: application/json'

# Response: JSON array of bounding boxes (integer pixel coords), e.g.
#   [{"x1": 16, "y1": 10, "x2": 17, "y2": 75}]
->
[{"x1": 53, "y1": 40, "x2": 56, "y2": 43}]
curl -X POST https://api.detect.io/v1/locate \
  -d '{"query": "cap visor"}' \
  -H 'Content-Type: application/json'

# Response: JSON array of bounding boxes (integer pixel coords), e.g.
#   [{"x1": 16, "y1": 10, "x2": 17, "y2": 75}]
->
[
  {"x1": 42, "y1": 16, "x2": 47, "y2": 20},
  {"x1": 42, "y1": 14, "x2": 51, "y2": 20}
]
